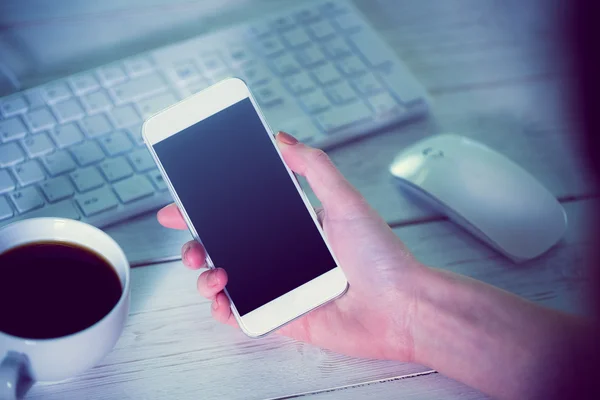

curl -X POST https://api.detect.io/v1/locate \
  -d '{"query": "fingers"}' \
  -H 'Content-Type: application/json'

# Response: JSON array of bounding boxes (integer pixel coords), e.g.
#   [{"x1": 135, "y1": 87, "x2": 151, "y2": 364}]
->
[
  {"x1": 157, "y1": 203, "x2": 188, "y2": 230},
  {"x1": 211, "y1": 292, "x2": 239, "y2": 328},
  {"x1": 197, "y1": 269, "x2": 239, "y2": 328},
  {"x1": 197, "y1": 268, "x2": 228, "y2": 299},
  {"x1": 276, "y1": 132, "x2": 370, "y2": 218},
  {"x1": 181, "y1": 240, "x2": 206, "y2": 269}
]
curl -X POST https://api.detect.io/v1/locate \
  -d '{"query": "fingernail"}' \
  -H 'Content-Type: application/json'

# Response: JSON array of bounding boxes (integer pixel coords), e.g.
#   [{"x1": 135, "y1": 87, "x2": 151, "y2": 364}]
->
[
  {"x1": 212, "y1": 298, "x2": 219, "y2": 310},
  {"x1": 277, "y1": 131, "x2": 298, "y2": 145},
  {"x1": 209, "y1": 271, "x2": 219, "y2": 287}
]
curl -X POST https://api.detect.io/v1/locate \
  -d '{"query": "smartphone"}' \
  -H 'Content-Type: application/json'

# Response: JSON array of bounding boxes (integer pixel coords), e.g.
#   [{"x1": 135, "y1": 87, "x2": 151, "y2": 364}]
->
[{"x1": 143, "y1": 78, "x2": 348, "y2": 337}]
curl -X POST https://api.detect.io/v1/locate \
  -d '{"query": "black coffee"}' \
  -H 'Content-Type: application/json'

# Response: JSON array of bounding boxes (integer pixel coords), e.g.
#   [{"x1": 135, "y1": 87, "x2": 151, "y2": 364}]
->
[{"x1": 0, "y1": 241, "x2": 122, "y2": 339}]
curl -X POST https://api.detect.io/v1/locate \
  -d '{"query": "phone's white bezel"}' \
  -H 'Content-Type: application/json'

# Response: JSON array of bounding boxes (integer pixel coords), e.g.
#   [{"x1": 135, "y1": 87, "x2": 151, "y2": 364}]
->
[{"x1": 143, "y1": 78, "x2": 348, "y2": 337}]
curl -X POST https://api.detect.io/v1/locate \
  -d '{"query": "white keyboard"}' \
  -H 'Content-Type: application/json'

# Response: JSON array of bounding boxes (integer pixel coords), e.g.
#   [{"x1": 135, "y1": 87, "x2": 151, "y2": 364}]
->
[{"x1": 0, "y1": 0, "x2": 429, "y2": 229}]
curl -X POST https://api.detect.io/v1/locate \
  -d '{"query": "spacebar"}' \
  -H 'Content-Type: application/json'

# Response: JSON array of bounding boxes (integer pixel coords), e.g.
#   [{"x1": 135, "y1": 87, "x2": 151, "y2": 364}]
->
[{"x1": 13, "y1": 200, "x2": 81, "y2": 223}]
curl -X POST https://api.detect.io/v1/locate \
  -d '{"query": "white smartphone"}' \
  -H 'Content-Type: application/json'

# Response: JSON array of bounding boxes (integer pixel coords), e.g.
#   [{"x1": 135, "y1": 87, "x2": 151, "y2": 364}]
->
[{"x1": 143, "y1": 78, "x2": 348, "y2": 337}]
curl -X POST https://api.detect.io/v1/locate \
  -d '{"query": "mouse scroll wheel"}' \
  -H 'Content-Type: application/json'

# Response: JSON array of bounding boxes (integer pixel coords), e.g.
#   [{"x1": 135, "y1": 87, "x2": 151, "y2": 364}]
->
[{"x1": 422, "y1": 147, "x2": 444, "y2": 158}]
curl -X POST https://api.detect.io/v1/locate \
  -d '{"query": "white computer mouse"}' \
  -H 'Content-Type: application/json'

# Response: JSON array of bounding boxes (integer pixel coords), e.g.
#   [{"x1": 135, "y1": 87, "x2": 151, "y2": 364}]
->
[{"x1": 389, "y1": 134, "x2": 568, "y2": 263}]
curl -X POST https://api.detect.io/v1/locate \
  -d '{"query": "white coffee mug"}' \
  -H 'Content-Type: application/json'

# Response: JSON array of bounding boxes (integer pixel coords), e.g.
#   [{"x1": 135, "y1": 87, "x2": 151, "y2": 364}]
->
[{"x1": 0, "y1": 218, "x2": 130, "y2": 400}]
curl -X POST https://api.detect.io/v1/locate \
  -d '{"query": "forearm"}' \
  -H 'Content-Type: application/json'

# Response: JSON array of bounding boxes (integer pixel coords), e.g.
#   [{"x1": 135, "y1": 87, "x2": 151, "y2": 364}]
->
[{"x1": 409, "y1": 265, "x2": 593, "y2": 400}]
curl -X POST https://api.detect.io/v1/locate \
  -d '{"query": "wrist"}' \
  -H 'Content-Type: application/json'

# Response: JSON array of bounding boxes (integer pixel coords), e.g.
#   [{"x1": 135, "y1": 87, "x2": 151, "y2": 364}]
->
[{"x1": 383, "y1": 259, "x2": 431, "y2": 363}]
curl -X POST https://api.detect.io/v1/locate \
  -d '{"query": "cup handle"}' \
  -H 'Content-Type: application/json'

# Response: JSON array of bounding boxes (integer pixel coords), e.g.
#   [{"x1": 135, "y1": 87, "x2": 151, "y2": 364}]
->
[{"x1": 0, "y1": 352, "x2": 33, "y2": 400}]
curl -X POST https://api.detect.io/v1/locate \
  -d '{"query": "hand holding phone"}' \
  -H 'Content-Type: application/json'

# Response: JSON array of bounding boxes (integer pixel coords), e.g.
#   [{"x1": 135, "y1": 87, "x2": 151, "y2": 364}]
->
[
  {"x1": 157, "y1": 128, "x2": 423, "y2": 361},
  {"x1": 144, "y1": 78, "x2": 347, "y2": 337}
]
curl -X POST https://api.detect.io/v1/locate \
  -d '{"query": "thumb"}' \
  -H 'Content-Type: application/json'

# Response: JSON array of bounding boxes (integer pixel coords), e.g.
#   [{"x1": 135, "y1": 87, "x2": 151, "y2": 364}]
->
[{"x1": 275, "y1": 131, "x2": 370, "y2": 219}]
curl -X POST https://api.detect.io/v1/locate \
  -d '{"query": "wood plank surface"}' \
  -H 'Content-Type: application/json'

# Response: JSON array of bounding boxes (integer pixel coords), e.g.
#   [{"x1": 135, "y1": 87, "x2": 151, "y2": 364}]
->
[
  {"x1": 27, "y1": 199, "x2": 593, "y2": 399},
  {"x1": 279, "y1": 372, "x2": 489, "y2": 400}
]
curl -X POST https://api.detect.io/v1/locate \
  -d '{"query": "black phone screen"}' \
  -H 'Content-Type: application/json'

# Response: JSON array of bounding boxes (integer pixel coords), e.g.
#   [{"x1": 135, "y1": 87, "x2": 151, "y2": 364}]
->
[{"x1": 153, "y1": 98, "x2": 337, "y2": 316}]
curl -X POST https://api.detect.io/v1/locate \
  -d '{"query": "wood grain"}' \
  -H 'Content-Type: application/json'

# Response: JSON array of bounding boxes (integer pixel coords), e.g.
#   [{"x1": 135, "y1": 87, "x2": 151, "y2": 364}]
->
[
  {"x1": 27, "y1": 199, "x2": 593, "y2": 399},
  {"x1": 275, "y1": 372, "x2": 489, "y2": 400}
]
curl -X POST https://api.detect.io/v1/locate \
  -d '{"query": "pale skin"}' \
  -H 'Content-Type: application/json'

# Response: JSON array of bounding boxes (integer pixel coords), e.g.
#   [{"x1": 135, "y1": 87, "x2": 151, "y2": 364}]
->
[{"x1": 157, "y1": 131, "x2": 591, "y2": 400}]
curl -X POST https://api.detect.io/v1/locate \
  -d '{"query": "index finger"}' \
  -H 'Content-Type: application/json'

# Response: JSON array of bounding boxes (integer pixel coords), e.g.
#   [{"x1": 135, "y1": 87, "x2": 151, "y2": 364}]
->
[{"x1": 157, "y1": 203, "x2": 188, "y2": 230}]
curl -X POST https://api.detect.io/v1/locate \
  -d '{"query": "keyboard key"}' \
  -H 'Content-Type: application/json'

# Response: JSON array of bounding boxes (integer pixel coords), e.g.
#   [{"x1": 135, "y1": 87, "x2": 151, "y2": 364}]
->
[
  {"x1": 53, "y1": 98, "x2": 85, "y2": 122},
  {"x1": 181, "y1": 79, "x2": 210, "y2": 97},
  {"x1": 336, "y1": 55, "x2": 367, "y2": 76},
  {"x1": 98, "y1": 64, "x2": 127, "y2": 86},
  {"x1": 375, "y1": 61, "x2": 423, "y2": 105},
  {"x1": 254, "y1": 84, "x2": 284, "y2": 107},
  {"x1": 147, "y1": 169, "x2": 168, "y2": 191},
  {"x1": 40, "y1": 176, "x2": 74, "y2": 202},
  {"x1": 281, "y1": 29, "x2": 311, "y2": 48},
  {"x1": 207, "y1": 70, "x2": 234, "y2": 84},
  {"x1": 10, "y1": 187, "x2": 44, "y2": 213},
  {"x1": 22, "y1": 132, "x2": 55, "y2": 157},
  {"x1": 298, "y1": 89, "x2": 332, "y2": 113},
  {"x1": 325, "y1": 82, "x2": 357, "y2": 104},
  {"x1": 247, "y1": 22, "x2": 271, "y2": 38},
  {"x1": 113, "y1": 175, "x2": 154, "y2": 203},
  {"x1": 283, "y1": 120, "x2": 322, "y2": 142},
  {"x1": 42, "y1": 82, "x2": 72, "y2": 104},
  {"x1": 199, "y1": 53, "x2": 228, "y2": 74},
  {"x1": 322, "y1": 37, "x2": 352, "y2": 59},
  {"x1": 270, "y1": 16, "x2": 295, "y2": 32},
  {"x1": 348, "y1": 29, "x2": 421, "y2": 97},
  {"x1": 51, "y1": 123, "x2": 84, "y2": 148},
  {"x1": 168, "y1": 61, "x2": 202, "y2": 85},
  {"x1": 98, "y1": 131, "x2": 133, "y2": 156},
  {"x1": 16, "y1": 198, "x2": 80, "y2": 221},
  {"x1": 311, "y1": 62, "x2": 342, "y2": 85},
  {"x1": 255, "y1": 37, "x2": 285, "y2": 56},
  {"x1": 240, "y1": 62, "x2": 271, "y2": 85},
  {"x1": 24, "y1": 107, "x2": 57, "y2": 132},
  {"x1": 82, "y1": 90, "x2": 113, "y2": 114},
  {"x1": 128, "y1": 148, "x2": 156, "y2": 172},
  {"x1": 315, "y1": 100, "x2": 373, "y2": 133},
  {"x1": 13, "y1": 160, "x2": 46, "y2": 186},
  {"x1": 295, "y1": 45, "x2": 326, "y2": 68},
  {"x1": 293, "y1": 8, "x2": 320, "y2": 23},
  {"x1": 306, "y1": 20, "x2": 336, "y2": 40},
  {"x1": 99, "y1": 156, "x2": 133, "y2": 182},
  {"x1": 0, "y1": 196, "x2": 13, "y2": 220},
  {"x1": 0, "y1": 117, "x2": 28, "y2": 142},
  {"x1": 125, "y1": 123, "x2": 144, "y2": 146},
  {"x1": 1, "y1": 95, "x2": 28, "y2": 117},
  {"x1": 70, "y1": 141, "x2": 106, "y2": 166},
  {"x1": 367, "y1": 91, "x2": 405, "y2": 115},
  {"x1": 351, "y1": 72, "x2": 384, "y2": 95},
  {"x1": 319, "y1": 1, "x2": 348, "y2": 15},
  {"x1": 69, "y1": 73, "x2": 100, "y2": 95},
  {"x1": 70, "y1": 166, "x2": 104, "y2": 192},
  {"x1": 110, "y1": 104, "x2": 140, "y2": 128},
  {"x1": 124, "y1": 56, "x2": 154, "y2": 76},
  {"x1": 270, "y1": 53, "x2": 302, "y2": 76},
  {"x1": 225, "y1": 44, "x2": 253, "y2": 66},
  {"x1": 0, "y1": 142, "x2": 25, "y2": 167},
  {"x1": 0, "y1": 170, "x2": 15, "y2": 194},
  {"x1": 332, "y1": 13, "x2": 363, "y2": 32},
  {"x1": 284, "y1": 71, "x2": 316, "y2": 94},
  {"x1": 43, "y1": 150, "x2": 77, "y2": 176},
  {"x1": 80, "y1": 114, "x2": 113, "y2": 138},
  {"x1": 137, "y1": 92, "x2": 178, "y2": 118},
  {"x1": 75, "y1": 186, "x2": 118, "y2": 216},
  {"x1": 24, "y1": 89, "x2": 45, "y2": 110},
  {"x1": 110, "y1": 72, "x2": 167, "y2": 104}
]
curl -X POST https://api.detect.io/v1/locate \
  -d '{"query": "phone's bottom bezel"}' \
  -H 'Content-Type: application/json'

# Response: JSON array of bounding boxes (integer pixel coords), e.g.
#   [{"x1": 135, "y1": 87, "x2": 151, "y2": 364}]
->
[{"x1": 228, "y1": 267, "x2": 348, "y2": 338}]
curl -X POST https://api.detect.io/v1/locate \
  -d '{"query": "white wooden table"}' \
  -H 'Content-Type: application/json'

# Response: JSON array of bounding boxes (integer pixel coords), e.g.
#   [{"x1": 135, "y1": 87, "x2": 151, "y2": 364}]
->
[{"x1": 1, "y1": 0, "x2": 594, "y2": 398}]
